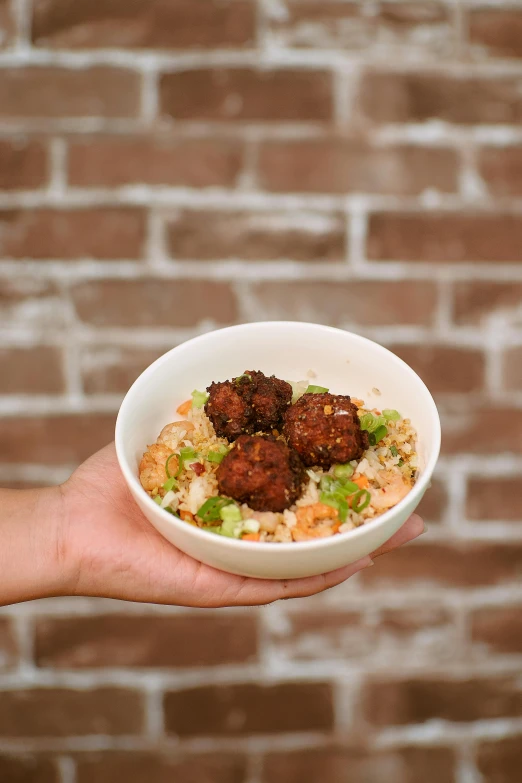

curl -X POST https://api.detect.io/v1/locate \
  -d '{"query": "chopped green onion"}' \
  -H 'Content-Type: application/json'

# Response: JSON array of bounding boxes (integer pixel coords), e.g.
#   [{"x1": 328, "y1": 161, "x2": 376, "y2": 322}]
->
[
  {"x1": 339, "y1": 480, "x2": 360, "y2": 495},
  {"x1": 197, "y1": 496, "x2": 234, "y2": 523},
  {"x1": 220, "y1": 518, "x2": 242, "y2": 538},
  {"x1": 175, "y1": 446, "x2": 199, "y2": 477},
  {"x1": 220, "y1": 504, "x2": 242, "y2": 524},
  {"x1": 360, "y1": 413, "x2": 387, "y2": 433},
  {"x1": 333, "y1": 463, "x2": 354, "y2": 480},
  {"x1": 306, "y1": 384, "x2": 329, "y2": 394},
  {"x1": 398, "y1": 459, "x2": 404, "y2": 467},
  {"x1": 161, "y1": 490, "x2": 177, "y2": 509},
  {"x1": 320, "y1": 491, "x2": 348, "y2": 523},
  {"x1": 165, "y1": 453, "x2": 178, "y2": 479},
  {"x1": 207, "y1": 444, "x2": 230, "y2": 464},
  {"x1": 162, "y1": 476, "x2": 177, "y2": 492},
  {"x1": 351, "y1": 489, "x2": 371, "y2": 513},
  {"x1": 235, "y1": 373, "x2": 252, "y2": 384},
  {"x1": 320, "y1": 474, "x2": 336, "y2": 491},
  {"x1": 287, "y1": 379, "x2": 309, "y2": 404},
  {"x1": 153, "y1": 494, "x2": 162, "y2": 505},
  {"x1": 369, "y1": 425, "x2": 388, "y2": 445},
  {"x1": 191, "y1": 389, "x2": 209, "y2": 409},
  {"x1": 383, "y1": 409, "x2": 401, "y2": 421},
  {"x1": 205, "y1": 525, "x2": 223, "y2": 534},
  {"x1": 390, "y1": 445, "x2": 398, "y2": 457}
]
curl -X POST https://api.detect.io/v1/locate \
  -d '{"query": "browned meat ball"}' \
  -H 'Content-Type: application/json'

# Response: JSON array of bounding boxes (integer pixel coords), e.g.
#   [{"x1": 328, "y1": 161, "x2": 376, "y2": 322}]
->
[
  {"x1": 205, "y1": 371, "x2": 292, "y2": 441},
  {"x1": 217, "y1": 434, "x2": 305, "y2": 512},
  {"x1": 283, "y1": 393, "x2": 369, "y2": 468}
]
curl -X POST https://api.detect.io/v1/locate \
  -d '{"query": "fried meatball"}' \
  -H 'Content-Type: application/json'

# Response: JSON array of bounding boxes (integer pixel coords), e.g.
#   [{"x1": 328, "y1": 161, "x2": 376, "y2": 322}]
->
[
  {"x1": 217, "y1": 434, "x2": 305, "y2": 512},
  {"x1": 283, "y1": 393, "x2": 369, "y2": 468},
  {"x1": 205, "y1": 371, "x2": 292, "y2": 441}
]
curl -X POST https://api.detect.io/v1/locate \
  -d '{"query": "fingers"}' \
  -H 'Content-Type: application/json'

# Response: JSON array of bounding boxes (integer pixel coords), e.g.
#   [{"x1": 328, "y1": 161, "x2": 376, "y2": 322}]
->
[
  {"x1": 225, "y1": 555, "x2": 374, "y2": 607},
  {"x1": 371, "y1": 513, "x2": 425, "y2": 559}
]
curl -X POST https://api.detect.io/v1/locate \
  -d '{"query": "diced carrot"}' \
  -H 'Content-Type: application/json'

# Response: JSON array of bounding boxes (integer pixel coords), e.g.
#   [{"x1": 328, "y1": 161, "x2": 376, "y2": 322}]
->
[
  {"x1": 179, "y1": 510, "x2": 195, "y2": 523},
  {"x1": 242, "y1": 533, "x2": 260, "y2": 541},
  {"x1": 353, "y1": 475, "x2": 370, "y2": 489},
  {"x1": 331, "y1": 522, "x2": 341, "y2": 534},
  {"x1": 176, "y1": 399, "x2": 192, "y2": 417}
]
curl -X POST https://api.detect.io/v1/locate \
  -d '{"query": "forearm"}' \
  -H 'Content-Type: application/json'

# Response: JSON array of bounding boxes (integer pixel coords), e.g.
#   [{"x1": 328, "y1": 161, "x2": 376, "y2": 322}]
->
[{"x1": 0, "y1": 487, "x2": 68, "y2": 606}]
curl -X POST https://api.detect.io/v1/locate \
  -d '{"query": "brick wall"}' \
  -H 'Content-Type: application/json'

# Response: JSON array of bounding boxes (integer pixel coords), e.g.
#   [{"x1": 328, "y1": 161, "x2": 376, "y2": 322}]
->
[{"x1": 1, "y1": 1, "x2": 522, "y2": 781}]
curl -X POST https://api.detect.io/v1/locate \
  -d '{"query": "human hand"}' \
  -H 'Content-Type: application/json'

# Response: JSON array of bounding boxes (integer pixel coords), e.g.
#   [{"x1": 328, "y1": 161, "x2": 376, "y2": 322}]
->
[{"x1": 53, "y1": 443, "x2": 424, "y2": 608}]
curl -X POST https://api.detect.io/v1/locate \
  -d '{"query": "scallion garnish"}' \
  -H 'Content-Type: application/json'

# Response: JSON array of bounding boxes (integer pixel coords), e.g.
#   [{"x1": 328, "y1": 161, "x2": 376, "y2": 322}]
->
[
  {"x1": 191, "y1": 389, "x2": 209, "y2": 409},
  {"x1": 320, "y1": 491, "x2": 348, "y2": 523},
  {"x1": 162, "y1": 476, "x2": 177, "y2": 492},
  {"x1": 153, "y1": 495, "x2": 162, "y2": 505},
  {"x1": 207, "y1": 444, "x2": 229, "y2": 464},
  {"x1": 175, "y1": 446, "x2": 199, "y2": 477},
  {"x1": 333, "y1": 463, "x2": 354, "y2": 480},
  {"x1": 220, "y1": 504, "x2": 242, "y2": 524},
  {"x1": 306, "y1": 384, "x2": 329, "y2": 394},
  {"x1": 165, "y1": 453, "x2": 178, "y2": 479},
  {"x1": 370, "y1": 424, "x2": 388, "y2": 445},
  {"x1": 360, "y1": 413, "x2": 386, "y2": 433},
  {"x1": 351, "y1": 489, "x2": 371, "y2": 513},
  {"x1": 287, "y1": 379, "x2": 309, "y2": 404},
  {"x1": 390, "y1": 445, "x2": 398, "y2": 457},
  {"x1": 383, "y1": 409, "x2": 401, "y2": 421},
  {"x1": 197, "y1": 496, "x2": 234, "y2": 523}
]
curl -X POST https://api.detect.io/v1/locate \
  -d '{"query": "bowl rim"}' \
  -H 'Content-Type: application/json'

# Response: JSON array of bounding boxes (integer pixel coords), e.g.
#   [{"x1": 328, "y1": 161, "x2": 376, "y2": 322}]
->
[{"x1": 115, "y1": 321, "x2": 441, "y2": 553}]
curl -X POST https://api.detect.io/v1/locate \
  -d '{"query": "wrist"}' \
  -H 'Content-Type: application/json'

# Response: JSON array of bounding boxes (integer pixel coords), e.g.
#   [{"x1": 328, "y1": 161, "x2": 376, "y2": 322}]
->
[{"x1": 0, "y1": 485, "x2": 71, "y2": 606}]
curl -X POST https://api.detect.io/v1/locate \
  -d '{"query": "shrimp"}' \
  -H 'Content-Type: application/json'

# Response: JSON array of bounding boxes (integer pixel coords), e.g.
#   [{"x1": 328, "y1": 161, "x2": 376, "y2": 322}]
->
[
  {"x1": 139, "y1": 443, "x2": 178, "y2": 492},
  {"x1": 371, "y1": 470, "x2": 411, "y2": 511},
  {"x1": 291, "y1": 502, "x2": 340, "y2": 542},
  {"x1": 158, "y1": 420, "x2": 195, "y2": 450}
]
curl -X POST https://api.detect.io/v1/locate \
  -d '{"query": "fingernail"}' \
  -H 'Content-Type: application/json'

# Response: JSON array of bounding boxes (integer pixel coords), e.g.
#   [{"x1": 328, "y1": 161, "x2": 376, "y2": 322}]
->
[
  {"x1": 421, "y1": 523, "x2": 429, "y2": 536},
  {"x1": 364, "y1": 559, "x2": 375, "y2": 568}
]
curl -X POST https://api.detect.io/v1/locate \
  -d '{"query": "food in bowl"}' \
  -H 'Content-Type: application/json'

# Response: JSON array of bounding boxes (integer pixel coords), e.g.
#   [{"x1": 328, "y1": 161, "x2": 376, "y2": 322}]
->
[{"x1": 138, "y1": 370, "x2": 418, "y2": 543}]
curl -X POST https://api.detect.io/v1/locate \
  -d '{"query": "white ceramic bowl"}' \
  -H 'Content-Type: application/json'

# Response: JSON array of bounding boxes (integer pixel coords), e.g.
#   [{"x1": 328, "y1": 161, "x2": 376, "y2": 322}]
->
[{"x1": 115, "y1": 322, "x2": 440, "y2": 580}]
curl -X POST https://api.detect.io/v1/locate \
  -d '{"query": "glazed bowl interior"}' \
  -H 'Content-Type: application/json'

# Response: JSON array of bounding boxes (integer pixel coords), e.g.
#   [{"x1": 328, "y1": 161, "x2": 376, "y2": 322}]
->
[{"x1": 115, "y1": 322, "x2": 441, "y2": 579}]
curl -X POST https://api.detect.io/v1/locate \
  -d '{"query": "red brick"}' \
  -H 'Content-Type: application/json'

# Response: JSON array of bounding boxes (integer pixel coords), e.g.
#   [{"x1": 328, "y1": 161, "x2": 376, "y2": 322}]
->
[
  {"x1": 164, "y1": 682, "x2": 334, "y2": 736},
  {"x1": 388, "y1": 344, "x2": 484, "y2": 393},
  {"x1": 471, "y1": 607, "x2": 522, "y2": 655},
  {"x1": 272, "y1": 610, "x2": 373, "y2": 661},
  {"x1": 368, "y1": 212, "x2": 522, "y2": 263},
  {"x1": 0, "y1": 278, "x2": 65, "y2": 330},
  {"x1": 81, "y1": 346, "x2": 165, "y2": 394},
  {"x1": 68, "y1": 136, "x2": 244, "y2": 188},
  {"x1": 0, "y1": 756, "x2": 59, "y2": 783},
  {"x1": 453, "y1": 282, "x2": 522, "y2": 327},
  {"x1": 477, "y1": 737, "x2": 522, "y2": 783},
  {"x1": 478, "y1": 146, "x2": 522, "y2": 197},
  {"x1": 71, "y1": 280, "x2": 238, "y2": 328},
  {"x1": 35, "y1": 613, "x2": 258, "y2": 668},
  {"x1": 440, "y1": 404, "x2": 522, "y2": 455},
  {"x1": 469, "y1": 9, "x2": 522, "y2": 60},
  {"x1": 362, "y1": 676, "x2": 522, "y2": 725},
  {"x1": 246, "y1": 280, "x2": 438, "y2": 327},
  {"x1": 358, "y1": 71, "x2": 522, "y2": 124},
  {"x1": 0, "y1": 139, "x2": 48, "y2": 189},
  {"x1": 0, "y1": 208, "x2": 146, "y2": 260},
  {"x1": 258, "y1": 140, "x2": 458, "y2": 195},
  {"x1": 361, "y1": 543, "x2": 522, "y2": 588},
  {"x1": 76, "y1": 752, "x2": 247, "y2": 783},
  {"x1": 416, "y1": 477, "x2": 447, "y2": 524},
  {"x1": 0, "y1": 618, "x2": 18, "y2": 670},
  {"x1": 0, "y1": 414, "x2": 116, "y2": 465},
  {"x1": 262, "y1": 746, "x2": 456, "y2": 783},
  {"x1": 504, "y1": 347, "x2": 522, "y2": 391},
  {"x1": 267, "y1": 1, "x2": 453, "y2": 55},
  {"x1": 159, "y1": 68, "x2": 332, "y2": 122},
  {"x1": 33, "y1": 0, "x2": 256, "y2": 49},
  {"x1": 0, "y1": 67, "x2": 140, "y2": 119},
  {"x1": 0, "y1": 688, "x2": 144, "y2": 736},
  {"x1": 166, "y1": 210, "x2": 346, "y2": 261},
  {"x1": 272, "y1": 606, "x2": 455, "y2": 663},
  {"x1": 466, "y1": 477, "x2": 522, "y2": 522},
  {"x1": 0, "y1": 0, "x2": 15, "y2": 49},
  {"x1": 0, "y1": 346, "x2": 64, "y2": 394}
]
